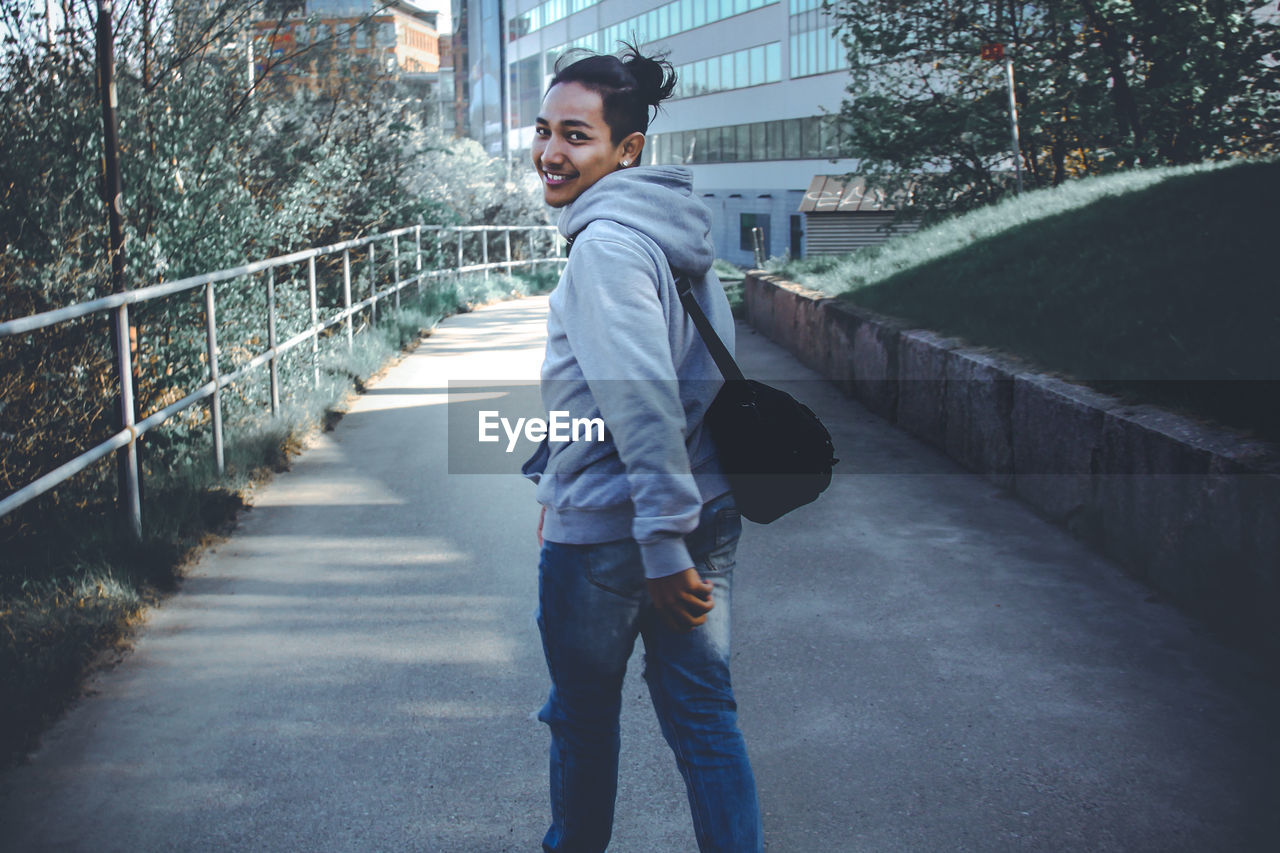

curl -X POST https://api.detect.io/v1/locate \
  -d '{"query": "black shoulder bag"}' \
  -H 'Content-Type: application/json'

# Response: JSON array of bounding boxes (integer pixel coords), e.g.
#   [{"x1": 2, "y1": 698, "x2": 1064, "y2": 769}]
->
[{"x1": 676, "y1": 277, "x2": 839, "y2": 523}]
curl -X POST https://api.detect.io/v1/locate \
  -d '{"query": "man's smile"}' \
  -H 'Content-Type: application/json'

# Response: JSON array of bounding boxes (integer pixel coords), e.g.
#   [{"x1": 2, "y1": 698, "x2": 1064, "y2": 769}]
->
[{"x1": 542, "y1": 171, "x2": 576, "y2": 186}]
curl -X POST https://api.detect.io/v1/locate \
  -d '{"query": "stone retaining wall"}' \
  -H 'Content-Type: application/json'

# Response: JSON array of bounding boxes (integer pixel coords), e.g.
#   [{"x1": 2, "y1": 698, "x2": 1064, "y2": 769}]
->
[{"x1": 743, "y1": 272, "x2": 1280, "y2": 662}]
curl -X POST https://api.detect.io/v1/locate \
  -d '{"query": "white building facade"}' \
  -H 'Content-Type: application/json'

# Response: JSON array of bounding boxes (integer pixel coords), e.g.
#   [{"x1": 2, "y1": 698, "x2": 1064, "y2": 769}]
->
[{"x1": 486, "y1": 0, "x2": 860, "y2": 265}]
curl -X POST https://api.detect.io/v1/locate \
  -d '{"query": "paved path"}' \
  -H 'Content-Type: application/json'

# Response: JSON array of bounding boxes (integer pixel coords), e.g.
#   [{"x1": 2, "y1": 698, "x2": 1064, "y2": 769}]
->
[{"x1": 2, "y1": 295, "x2": 1277, "y2": 852}]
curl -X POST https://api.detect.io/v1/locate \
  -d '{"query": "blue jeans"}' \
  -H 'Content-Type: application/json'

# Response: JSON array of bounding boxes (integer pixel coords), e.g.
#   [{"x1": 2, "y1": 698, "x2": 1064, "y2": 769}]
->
[{"x1": 536, "y1": 493, "x2": 762, "y2": 853}]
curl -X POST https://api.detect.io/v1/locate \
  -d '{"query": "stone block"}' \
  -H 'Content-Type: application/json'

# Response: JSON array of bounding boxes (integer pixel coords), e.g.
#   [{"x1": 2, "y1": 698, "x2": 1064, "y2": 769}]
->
[
  {"x1": 769, "y1": 280, "x2": 828, "y2": 375},
  {"x1": 944, "y1": 349, "x2": 1016, "y2": 488},
  {"x1": 1232, "y1": 470, "x2": 1280, "y2": 658},
  {"x1": 1094, "y1": 406, "x2": 1216, "y2": 588},
  {"x1": 849, "y1": 307, "x2": 901, "y2": 421},
  {"x1": 791, "y1": 289, "x2": 822, "y2": 374},
  {"x1": 1011, "y1": 375, "x2": 1115, "y2": 532},
  {"x1": 767, "y1": 280, "x2": 798, "y2": 348},
  {"x1": 742, "y1": 274, "x2": 776, "y2": 340},
  {"x1": 1156, "y1": 435, "x2": 1280, "y2": 653},
  {"x1": 896, "y1": 329, "x2": 958, "y2": 449},
  {"x1": 822, "y1": 301, "x2": 863, "y2": 397}
]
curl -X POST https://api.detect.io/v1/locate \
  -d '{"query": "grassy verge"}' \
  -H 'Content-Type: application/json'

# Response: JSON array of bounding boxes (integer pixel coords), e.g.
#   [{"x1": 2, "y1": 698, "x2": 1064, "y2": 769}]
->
[
  {"x1": 712, "y1": 258, "x2": 747, "y2": 316},
  {"x1": 769, "y1": 158, "x2": 1280, "y2": 443},
  {"x1": 0, "y1": 267, "x2": 559, "y2": 767}
]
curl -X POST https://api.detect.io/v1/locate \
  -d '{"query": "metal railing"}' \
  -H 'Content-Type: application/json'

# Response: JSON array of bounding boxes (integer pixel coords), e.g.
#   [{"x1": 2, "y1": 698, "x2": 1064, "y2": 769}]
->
[{"x1": 0, "y1": 223, "x2": 564, "y2": 536}]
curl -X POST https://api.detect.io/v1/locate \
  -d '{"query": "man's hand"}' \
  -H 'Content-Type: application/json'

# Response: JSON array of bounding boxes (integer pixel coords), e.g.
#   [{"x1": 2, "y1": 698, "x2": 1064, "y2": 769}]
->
[
  {"x1": 537, "y1": 505, "x2": 546, "y2": 547},
  {"x1": 647, "y1": 568, "x2": 714, "y2": 632}
]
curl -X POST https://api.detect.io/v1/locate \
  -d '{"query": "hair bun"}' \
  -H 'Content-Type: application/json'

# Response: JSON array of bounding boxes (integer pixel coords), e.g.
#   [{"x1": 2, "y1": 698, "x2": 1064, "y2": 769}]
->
[
  {"x1": 620, "y1": 43, "x2": 676, "y2": 107},
  {"x1": 548, "y1": 42, "x2": 678, "y2": 141}
]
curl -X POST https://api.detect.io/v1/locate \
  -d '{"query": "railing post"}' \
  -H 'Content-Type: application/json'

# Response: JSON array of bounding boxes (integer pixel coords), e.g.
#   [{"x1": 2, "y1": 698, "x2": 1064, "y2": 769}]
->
[
  {"x1": 369, "y1": 241, "x2": 377, "y2": 326},
  {"x1": 456, "y1": 228, "x2": 464, "y2": 273},
  {"x1": 393, "y1": 234, "x2": 401, "y2": 313},
  {"x1": 504, "y1": 228, "x2": 512, "y2": 277},
  {"x1": 414, "y1": 225, "x2": 423, "y2": 298},
  {"x1": 308, "y1": 256, "x2": 319, "y2": 388},
  {"x1": 482, "y1": 228, "x2": 490, "y2": 281},
  {"x1": 342, "y1": 248, "x2": 353, "y2": 351},
  {"x1": 529, "y1": 228, "x2": 537, "y2": 269},
  {"x1": 266, "y1": 268, "x2": 279, "y2": 417},
  {"x1": 204, "y1": 280, "x2": 224, "y2": 476},
  {"x1": 436, "y1": 229, "x2": 444, "y2": 282},
  {"x1": 112, "y1": 303, "x2": 142, "y2": 539}
]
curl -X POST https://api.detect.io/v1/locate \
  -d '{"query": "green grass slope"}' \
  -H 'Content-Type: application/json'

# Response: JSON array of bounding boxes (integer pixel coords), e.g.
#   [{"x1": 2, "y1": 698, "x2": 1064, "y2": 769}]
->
[{"x1": 782, "y1": 159, "x2": 1280, "y2": 442}]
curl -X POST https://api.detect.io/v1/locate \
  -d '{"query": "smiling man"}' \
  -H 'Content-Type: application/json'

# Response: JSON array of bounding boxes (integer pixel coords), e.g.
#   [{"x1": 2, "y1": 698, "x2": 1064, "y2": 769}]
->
[{"x1": 521, "y1": 46, "x2": 763, "y2": 853}]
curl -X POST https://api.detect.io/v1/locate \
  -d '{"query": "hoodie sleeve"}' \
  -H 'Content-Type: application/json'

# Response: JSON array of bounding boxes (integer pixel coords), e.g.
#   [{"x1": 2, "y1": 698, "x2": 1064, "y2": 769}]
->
[{"x1": 558, "y1": 234, "x2": 700, "y2": 579}]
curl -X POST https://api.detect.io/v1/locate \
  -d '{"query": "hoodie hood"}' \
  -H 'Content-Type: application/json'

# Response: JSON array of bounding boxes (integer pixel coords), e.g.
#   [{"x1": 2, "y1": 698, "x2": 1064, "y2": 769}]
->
[{"x1": 556, "y1": 166, "x2": 715, "y2": 278}]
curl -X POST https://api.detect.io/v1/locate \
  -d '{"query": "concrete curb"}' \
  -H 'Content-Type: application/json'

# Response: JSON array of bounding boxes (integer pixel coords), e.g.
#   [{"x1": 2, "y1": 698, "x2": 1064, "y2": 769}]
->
[{"x1": 742, "y1": 272, "x2": 1280, "y2": 661}]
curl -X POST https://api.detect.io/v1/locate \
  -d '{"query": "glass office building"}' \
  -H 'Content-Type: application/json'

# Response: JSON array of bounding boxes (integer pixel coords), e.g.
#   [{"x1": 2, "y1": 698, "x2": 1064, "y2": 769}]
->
[
  {"x1": 455, "y1": 0, "x2": 858, "y2": 264},
  {"x1": 453, "y1": 0, "x2": 509, "y2": 155}
]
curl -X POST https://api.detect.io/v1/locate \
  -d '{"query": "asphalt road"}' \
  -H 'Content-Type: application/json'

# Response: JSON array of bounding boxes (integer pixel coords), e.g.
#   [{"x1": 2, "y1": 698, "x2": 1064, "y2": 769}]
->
[{"x1": 2, "y1": 294, "x2": 1277, "y2": 852}]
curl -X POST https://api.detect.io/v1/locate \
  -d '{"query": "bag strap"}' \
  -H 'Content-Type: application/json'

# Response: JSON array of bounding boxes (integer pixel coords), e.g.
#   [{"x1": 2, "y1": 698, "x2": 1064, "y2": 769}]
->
[
  {"x1": 570, "y1": 226, "x2": 746, "y2": 384},
  {"x1": 675, "y1": 277, "x2": 747, "y2": 384}
]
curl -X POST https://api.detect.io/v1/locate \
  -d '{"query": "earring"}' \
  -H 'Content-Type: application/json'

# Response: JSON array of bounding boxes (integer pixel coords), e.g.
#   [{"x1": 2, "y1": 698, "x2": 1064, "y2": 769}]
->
[{"x1": 620, "y1": 160, "x2": 631, "y2": 167}]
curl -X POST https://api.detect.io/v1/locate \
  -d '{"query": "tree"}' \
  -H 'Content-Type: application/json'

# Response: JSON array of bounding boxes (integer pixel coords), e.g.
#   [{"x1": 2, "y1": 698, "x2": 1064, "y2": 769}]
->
[
  {"x1": 0, "y1": 0, "x2": 544, "y2": 519},
  {"x1": 825, "y1": 0, "x2": 1280, "y2": 215}
]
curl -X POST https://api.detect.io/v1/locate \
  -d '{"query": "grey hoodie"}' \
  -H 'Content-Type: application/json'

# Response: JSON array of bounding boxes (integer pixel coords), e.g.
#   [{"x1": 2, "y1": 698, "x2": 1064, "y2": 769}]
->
[{"x1": 521, "y1": 166, "x2": 735, "y2": 579}]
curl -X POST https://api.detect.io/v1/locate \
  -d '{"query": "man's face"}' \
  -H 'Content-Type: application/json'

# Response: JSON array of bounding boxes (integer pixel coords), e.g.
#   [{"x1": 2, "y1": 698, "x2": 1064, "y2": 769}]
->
[{"x1": 533, "y1": 82, "x2": 632, "y2": 208}]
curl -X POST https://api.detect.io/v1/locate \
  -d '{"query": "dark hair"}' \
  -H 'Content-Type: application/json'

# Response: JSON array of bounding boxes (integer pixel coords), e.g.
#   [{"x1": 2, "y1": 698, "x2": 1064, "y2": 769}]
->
[{"x1": 548, "y1": 42, "x2": 677, "y2": 145}]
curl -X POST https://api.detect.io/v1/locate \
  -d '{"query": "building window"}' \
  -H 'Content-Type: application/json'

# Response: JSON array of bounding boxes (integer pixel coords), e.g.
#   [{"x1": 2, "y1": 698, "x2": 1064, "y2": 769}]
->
[
  {"x1": 527, "y1": 0, "x2": 781, "y2": 56},
  {"x1": 765, "y1": 120, "x2": 784, "y2": 159},
  {"x1": 751, "y1": 122, "x2": 767, "y2": 159},
  {"x1": 512, "y1": 0, "x2": 602, "y2": 36},
  {"x1": 513, "y1": 54, "x2": 542, "y2": 131},
  {"x1": 766, "y1": 41, "x2": 781, "y2": 82},
  {"x1": 710, "y1": 126, "x2": 727, "y2": 161},
  {"x1": 799, "y1": 116, "x2": 820, "y2": 158},
  {"x1": 789, "y1": 1, "x2": 847, "y2": 78},
  {"x1": 682, "y1": 132, "x2": 696, "y2": 163},
  {"x1": 649, "y1": 115, "x2": 852, "y2": 165},
  {"x1": 671, "y1": 42, "x2": 781, "y2": 99},
  {"x1": 740, "y1": 213, "x2": 770, "y2": 252},
  {"x1": 721, "y1": 125, "x2": 738, "y2": 162}
]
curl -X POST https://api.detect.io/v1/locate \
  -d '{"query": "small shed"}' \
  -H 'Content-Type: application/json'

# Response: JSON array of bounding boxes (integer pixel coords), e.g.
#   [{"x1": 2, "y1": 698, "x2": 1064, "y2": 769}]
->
[{"x1": 800, "y1": 175, "x2": 920, "y2": 256}]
